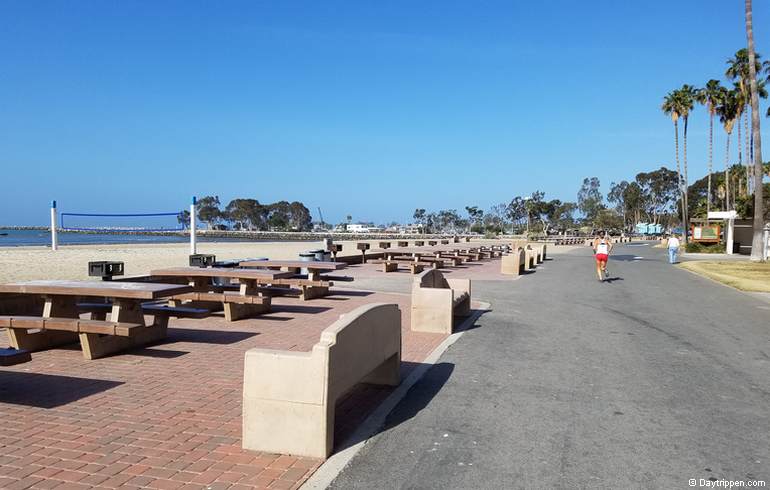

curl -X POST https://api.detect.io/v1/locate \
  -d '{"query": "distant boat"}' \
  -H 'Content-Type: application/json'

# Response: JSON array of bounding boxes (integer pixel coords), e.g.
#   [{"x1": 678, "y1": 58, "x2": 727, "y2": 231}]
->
[{"x1": 0, "y1": 233, "x2": 8, "y2": 236}]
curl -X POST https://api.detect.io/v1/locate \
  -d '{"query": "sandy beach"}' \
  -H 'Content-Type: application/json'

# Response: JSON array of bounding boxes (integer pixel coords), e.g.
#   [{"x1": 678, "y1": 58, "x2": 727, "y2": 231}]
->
[{"x1": 0, "y1": 238, "x2": 548, "y2": 283}]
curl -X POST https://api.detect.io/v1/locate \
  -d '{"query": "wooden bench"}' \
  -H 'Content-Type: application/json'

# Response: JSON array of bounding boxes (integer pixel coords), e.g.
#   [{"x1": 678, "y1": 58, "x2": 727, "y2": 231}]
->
[
  {"x1": 434, "y1": 254, "x2": 462, "y2": 267},
  {"x1": 0, "y1": 315, "x2": 148, "y2": 359},
  {"x1": 242, "y1": 303, "x2": 401, "y2": 459},
  {"x1": 411, "y1": 269, "x2": 471, "y2": 334},
  {"x1": 78, "y1": 301, "x2": 211, "y2": 320},
  {"x1": 368, "y1": 260, "x2": 426, "y2": 274},
  {"x1": 0, "y1": 347, "x2": 31, "y2": 366}
]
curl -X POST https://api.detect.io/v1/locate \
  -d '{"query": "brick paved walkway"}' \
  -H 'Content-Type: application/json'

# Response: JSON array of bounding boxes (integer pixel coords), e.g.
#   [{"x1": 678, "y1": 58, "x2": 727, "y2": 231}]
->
[{"x1": 0, "y1": 289, "x2": 450, "y2": 489}]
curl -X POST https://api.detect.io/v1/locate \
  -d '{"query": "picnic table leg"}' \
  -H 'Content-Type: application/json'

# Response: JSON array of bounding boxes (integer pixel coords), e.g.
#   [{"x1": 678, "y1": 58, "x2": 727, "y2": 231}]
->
[
  {"x1": 223, "y1": 280, "x2": 271, "y2": 321},
  {"x1": 300, "y1": 270, "x2": 329, "y2": 300},
  {"x1": 7, "y1": 295, "x2": 79, "y2": 352},
  {"x1": 79, "y1": 299, "x2": 166, "y2": 360},
  {"x1": 169, "y1": 277, "x2": 221, "y2": 311}
]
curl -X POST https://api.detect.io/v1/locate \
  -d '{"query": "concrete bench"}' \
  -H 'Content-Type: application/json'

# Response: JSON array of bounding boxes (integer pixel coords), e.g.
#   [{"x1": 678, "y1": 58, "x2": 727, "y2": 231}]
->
[
  {"x1": 531, "y1": 243, "x2": 546, "y2": 263},
  {"x1": 524, "y1": 246, "x2": 537, "y2": 271},
  {"x1": 242, "y1": 303, "x2": 401, "y2": 459},
  {"x1": 501, "y1": 247, "x2": 526, "y2": 276},
  {"x1": 411, "y1": 269, "x2": 471, "y2": 334}
]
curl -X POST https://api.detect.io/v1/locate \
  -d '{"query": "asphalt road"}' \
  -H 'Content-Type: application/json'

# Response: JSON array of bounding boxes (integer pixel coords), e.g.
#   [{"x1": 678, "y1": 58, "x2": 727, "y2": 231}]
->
[{"x1": 329, "y1": 243, "x2": 770, "y2": 489}]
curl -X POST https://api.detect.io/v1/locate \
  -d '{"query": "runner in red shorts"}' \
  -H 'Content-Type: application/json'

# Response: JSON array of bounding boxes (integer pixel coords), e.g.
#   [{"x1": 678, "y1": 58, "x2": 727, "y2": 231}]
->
[{"x1": 592, "y1": 231, "x2": 613, "y2": 282}]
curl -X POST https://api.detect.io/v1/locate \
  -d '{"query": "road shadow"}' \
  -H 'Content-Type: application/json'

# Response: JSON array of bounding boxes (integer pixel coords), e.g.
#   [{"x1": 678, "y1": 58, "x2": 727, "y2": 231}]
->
[
  {"x1": 454, "y1": 308, "x2": 490, "y2": 333},
  {"x1": 333, "y1": 361, "x2": 455, "y2": 453},
  {"x1": 382, "y1": 362, "x2": 455, "y2": 430},
  {"x1": 0, "y1": 372, "x2": 123, "y2": 408},
  {"x1": 603, "y1": 277, "x2": 625, "y2": 284},
  {"x1": 610, "y1": 255, "x2": 644, "y2": 262}
]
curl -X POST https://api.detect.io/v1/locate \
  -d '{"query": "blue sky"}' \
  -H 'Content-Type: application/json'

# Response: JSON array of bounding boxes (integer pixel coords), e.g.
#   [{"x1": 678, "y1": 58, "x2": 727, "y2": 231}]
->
[{"x1": 1, "y1": 0, "x2": 769, "y2": 225}]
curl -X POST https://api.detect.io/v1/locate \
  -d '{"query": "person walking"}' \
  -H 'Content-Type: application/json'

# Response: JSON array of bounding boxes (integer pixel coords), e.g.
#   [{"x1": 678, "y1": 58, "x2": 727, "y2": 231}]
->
[
  {"x1": 592, "y1": 231, "x2": 613, "y2": 281},
  {"x1": 667, "y1": 234, "x2": 681, "y2": 264}
]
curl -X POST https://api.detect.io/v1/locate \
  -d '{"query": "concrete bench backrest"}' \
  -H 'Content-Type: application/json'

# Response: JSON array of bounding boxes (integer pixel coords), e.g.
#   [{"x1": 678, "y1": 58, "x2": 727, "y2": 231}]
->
[
  {"x1": 242, "y1": 303, "x2": 401, "y2": 459},
  {"x1": 416, "y1": 269, "x2": 450, "y2": 290},
  {"x1": 411, "y1": 269, "x2": 471, "y2": 334}
]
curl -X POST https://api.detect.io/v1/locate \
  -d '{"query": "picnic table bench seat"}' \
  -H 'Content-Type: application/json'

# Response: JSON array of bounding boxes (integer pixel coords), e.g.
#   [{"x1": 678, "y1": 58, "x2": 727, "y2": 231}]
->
[
  {"x1": 77, "y1": 301, "x2": 211, "y2": 319},
  {"x1": 368, "y1": 259, "x2": 426, "y2": 274},
  {"x1": 0, "y1": 315, "x2": 142, "y2": 337}
]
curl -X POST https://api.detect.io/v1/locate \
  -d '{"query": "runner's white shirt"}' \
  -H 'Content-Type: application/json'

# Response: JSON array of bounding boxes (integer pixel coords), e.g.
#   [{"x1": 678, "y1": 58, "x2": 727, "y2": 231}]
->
[{"x1": 596, "y1": 240, "x2": 610, "y2": 255}]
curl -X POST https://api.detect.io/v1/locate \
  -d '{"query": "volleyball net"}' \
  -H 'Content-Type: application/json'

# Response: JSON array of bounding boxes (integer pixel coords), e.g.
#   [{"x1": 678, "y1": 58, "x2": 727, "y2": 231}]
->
[{"x1": 59, "y1": 211, "x2": 187, "y2": 232}]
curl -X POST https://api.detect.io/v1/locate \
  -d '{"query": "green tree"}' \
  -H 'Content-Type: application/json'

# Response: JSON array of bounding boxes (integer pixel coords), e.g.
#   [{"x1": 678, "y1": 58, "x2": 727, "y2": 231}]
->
[
  {"x1": 225, "y1": 198, "x2": 263, "y2": 230},
  {"x1": 464, "y1": 206, "x2": 484, "y2": 232},
  {"x1": 577, "y1": 177, "x2": 603, "y2": 225},
  {"x1": 196, "y1": 195, "x2": 222, "y2": 229},
  {"x1": 177, "y1": 210, "x2": 190, "y2": 229},
  {"x1": 635, "y1": 168, "x2": 679, "y2": 225},
  {"x1": 413, "y1": 209, "x2": 426, "y2": 226},
  {"x1": 288, "y1": 201, "x2": 312, "y2": 231}
]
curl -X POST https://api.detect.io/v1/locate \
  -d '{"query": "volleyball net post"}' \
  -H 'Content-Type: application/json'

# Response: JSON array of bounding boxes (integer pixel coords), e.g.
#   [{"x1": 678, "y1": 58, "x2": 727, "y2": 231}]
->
[
  {"x1": 190, "y1": 196, "x2": 197, "y2": 255},
  {"x1": 50, "y1": 200, "x2": 58, "y2": 251}
]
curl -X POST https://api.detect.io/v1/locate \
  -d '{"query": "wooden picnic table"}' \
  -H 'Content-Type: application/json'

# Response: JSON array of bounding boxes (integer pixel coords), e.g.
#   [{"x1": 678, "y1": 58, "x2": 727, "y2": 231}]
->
[
  {"x1": 237, "y1": 260, "x2": 346, "y2": 299},
  {"x1": 237, "y1": 260, "x2": 346, "y2": 278},
  {"x1": 150, "y1": 267, "x2": 296, "y2": 319},
  {"x1": 0, "y1": 280, "x2": 192, "y2": 359}
]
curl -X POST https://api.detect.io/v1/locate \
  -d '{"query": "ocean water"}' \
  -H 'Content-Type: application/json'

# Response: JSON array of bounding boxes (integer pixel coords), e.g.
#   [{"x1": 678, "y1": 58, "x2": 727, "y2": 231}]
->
[{"x1": 0, "y1": 229, "x2": 251, "y2": 247}]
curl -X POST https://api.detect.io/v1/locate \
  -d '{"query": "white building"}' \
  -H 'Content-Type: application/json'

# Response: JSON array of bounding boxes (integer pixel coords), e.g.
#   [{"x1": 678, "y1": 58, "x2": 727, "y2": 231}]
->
[
  {"x1": 348, "y1": 223, "x2": 382, "y2": 233},
  {"x1": 401, "y1": 223, "x2": 423, "y2": 234}
]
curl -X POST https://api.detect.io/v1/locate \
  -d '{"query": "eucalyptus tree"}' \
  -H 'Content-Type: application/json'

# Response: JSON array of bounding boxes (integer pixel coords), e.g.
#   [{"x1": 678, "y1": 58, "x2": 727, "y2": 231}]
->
[
  {"x1": 696, "y1": 80, "x2": 726, "y2": 216},
  {"x1": 744, "y1": 0, "x2": 766, "y2": 261}
]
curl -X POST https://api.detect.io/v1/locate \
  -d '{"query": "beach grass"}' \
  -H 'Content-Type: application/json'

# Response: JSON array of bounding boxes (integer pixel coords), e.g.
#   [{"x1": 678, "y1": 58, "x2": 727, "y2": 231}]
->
[{"x1": 678, "y1": 261, "x2": 770, "y2": 292}]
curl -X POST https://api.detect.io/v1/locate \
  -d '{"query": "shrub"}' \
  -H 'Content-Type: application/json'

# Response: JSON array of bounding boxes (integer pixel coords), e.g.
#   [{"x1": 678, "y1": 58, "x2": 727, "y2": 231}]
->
[{"x1": 685, "y1": 242, "x2": 725, "y2": 253}]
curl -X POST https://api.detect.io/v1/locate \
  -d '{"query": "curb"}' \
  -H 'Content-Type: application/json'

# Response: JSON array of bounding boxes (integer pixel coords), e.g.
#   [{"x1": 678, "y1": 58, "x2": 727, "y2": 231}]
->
[{"x1": 301, "y1": 302, "x2": 491, "y2": 489}]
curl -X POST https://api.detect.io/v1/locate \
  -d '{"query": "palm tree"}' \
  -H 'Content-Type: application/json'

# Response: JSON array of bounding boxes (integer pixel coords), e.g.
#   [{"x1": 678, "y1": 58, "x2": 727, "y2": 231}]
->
[
  {"x1": 662, "y1": 91, "x2": 686, "y2": 240},
  {"x1": 744, "y1": 0, "x2": 766, "y2": 261},
  {"x1": 696, "y1": 80, "x2": 725, "y2": 217},
  {"x1": 677, "y1": 84, "x2": 697, "y2": 229},
  {"x1": 716, "y1": 89, "x2": 740, "y2": 211},
  {"x1": 726, "y1": 48, "x2": 769, "y2": 195}
]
